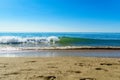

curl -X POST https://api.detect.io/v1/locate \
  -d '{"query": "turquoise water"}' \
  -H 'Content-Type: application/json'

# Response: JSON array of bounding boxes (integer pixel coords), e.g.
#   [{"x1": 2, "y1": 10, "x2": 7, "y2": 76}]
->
[{"x1": 0, "y1": 32, "x2": 120, "y2": 47}]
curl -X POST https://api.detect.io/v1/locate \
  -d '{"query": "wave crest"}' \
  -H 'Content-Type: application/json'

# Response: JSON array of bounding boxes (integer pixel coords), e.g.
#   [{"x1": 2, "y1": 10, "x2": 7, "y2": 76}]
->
[{"x1": 0, "y1": 36, "x2": 59, "y2": 44}]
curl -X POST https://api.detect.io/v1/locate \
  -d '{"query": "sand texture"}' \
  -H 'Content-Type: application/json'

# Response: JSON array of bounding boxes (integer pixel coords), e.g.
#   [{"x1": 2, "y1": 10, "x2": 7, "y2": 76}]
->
[{"x1": 0, "y1": 57, "x2": 120, "y2": 80}]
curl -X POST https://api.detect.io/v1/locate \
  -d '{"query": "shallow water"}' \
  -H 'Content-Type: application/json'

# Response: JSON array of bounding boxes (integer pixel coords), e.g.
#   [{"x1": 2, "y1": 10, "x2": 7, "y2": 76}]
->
[{"x1": 0, "y1": 50, "x2": 120, "y2": 58}]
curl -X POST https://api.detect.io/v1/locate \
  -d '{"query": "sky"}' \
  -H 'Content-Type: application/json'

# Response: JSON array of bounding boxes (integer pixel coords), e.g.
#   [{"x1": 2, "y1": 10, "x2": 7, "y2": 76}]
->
[{"x1": 0, "y1": 0, "x2": 120, "y2": 32}]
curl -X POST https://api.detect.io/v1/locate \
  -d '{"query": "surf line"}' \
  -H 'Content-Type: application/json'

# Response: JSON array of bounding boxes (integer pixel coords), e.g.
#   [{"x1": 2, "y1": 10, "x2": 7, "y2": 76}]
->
[{"x1": 19, "y1": 46, "x2": 120, "y2": 50}]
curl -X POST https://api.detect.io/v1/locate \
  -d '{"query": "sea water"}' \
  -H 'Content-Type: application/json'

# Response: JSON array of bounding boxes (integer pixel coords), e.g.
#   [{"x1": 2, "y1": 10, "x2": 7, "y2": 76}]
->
[
  {"x1": 0, "y1": 32, "x2": 120, "y2": 57},
  {"x1": 0, "y1": 32, "x2": 120, "y2": 47}
]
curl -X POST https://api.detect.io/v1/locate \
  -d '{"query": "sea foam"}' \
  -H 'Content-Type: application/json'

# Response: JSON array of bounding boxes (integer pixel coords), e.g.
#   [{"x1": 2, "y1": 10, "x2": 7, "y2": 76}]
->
[{"x1": 0, "y1": 36, "x2": 59, "y2": 44}]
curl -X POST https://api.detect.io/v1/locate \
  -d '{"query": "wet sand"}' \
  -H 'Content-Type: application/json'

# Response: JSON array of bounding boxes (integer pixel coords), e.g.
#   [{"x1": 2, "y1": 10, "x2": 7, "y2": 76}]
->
[{"x1": 0, "y1": 57, "x2": 120, "y2": 80}]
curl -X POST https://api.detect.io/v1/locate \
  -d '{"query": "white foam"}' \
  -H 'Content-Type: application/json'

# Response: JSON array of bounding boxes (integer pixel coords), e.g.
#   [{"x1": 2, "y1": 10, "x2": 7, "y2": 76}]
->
[
  {"x1": 0, "y1": 46, "x2": 19, "y2": 51},
  {"x1": 47, "y1": 36, "x2": 59, "y2": 44},
  {"x1": 0, "y1": 36, "x2": 59, "y2": 44}
]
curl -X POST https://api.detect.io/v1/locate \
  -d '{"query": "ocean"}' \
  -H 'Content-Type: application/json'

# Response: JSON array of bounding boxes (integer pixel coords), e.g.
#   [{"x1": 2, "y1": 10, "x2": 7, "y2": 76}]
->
[
  {"x1": 0, "y1": 32, "x2": 120, "y2": 47},
  {"x1": 0, "y1": 32, "x2": 120, "y2": 57}
]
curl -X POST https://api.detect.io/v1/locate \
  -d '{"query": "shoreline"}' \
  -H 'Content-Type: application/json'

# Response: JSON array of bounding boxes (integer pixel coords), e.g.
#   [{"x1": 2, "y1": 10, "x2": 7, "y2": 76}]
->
[
  {"x1": 20, "y1": 46, "x2": 120, "y2": 50},
  {"x1": 1, "y1": 46, "x2": 120, "y2": 58},
  {"x1": 0, "y1": 57, "x2": 120, "y2": 80},
  {"x1": 1, "y1": 46, "x2": 120, "y2": 51}
]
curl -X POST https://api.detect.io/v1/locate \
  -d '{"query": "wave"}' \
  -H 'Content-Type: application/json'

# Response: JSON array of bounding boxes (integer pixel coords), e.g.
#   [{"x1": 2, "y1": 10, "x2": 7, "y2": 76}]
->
[
  {"x1": 0, "y1": 36, "x2": 59, "y2": 44},
  {"x1": 59, "y1": 37, "x2": 94, "y2": 44},
  {"x1": 0, "y1": 36, "x2": 98, "y2": 44},
  {"x1": 58, "y1": 37, "x2": 120, "y2": 46},
  {"x1": 0, "y1": 36, "x2": 120, "y2": 47},
  {"x1": 0, "y1": 36, "x2": 120, "y2": 51}
]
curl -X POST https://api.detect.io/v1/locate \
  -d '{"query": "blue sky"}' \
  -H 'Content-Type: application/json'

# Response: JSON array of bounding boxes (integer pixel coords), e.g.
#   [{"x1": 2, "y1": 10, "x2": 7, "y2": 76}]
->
[{"x1": 0, "y1": 0, "x2": 120, "y2": 32}]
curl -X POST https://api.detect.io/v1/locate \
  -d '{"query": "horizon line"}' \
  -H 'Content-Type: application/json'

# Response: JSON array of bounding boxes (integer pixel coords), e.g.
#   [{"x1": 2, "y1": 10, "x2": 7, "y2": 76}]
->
[{"x1": 0, "y1": 31, "x2": 120, "y2": 33}]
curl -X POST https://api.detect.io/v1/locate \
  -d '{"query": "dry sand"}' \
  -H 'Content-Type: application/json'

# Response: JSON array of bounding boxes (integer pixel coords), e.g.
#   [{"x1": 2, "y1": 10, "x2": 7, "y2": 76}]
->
[{"x1": 0, "y1": 57, "x2": 120, "y2": 80}]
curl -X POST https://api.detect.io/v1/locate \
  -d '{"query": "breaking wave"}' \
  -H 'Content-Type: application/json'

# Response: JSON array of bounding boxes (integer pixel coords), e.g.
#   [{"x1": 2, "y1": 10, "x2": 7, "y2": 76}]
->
[
  {"x1": 0, "y1": 36, "x2": 120, "y2": 47},
  {"x1": 0, "y1": 36, "x2": 120, "y2": 51},
  {"x1": 0, "y1": 36, "x2": 59, "y2": 44}
]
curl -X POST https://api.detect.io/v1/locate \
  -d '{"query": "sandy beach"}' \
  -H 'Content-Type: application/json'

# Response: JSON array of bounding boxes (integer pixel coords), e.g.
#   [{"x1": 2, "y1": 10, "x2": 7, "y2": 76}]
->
[{"x1": 0, "y1": 57, "x2": 120, "y2": 80}]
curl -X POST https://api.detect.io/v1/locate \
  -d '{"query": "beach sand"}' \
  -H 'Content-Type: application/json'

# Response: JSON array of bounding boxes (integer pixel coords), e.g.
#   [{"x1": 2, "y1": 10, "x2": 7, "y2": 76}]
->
[{"x1": 0, "y1": 57, "x2": 120, "y2": 80}]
